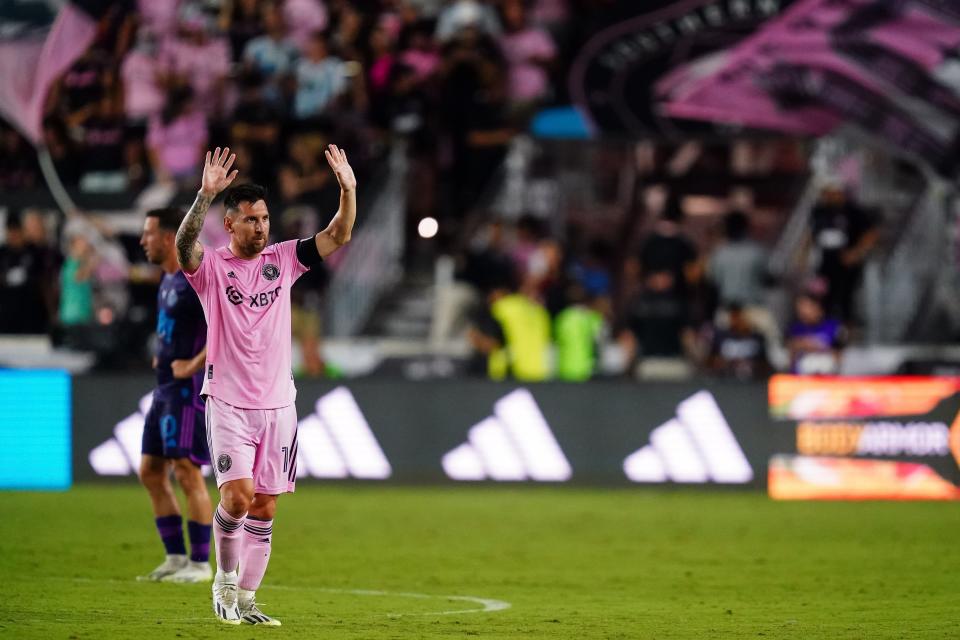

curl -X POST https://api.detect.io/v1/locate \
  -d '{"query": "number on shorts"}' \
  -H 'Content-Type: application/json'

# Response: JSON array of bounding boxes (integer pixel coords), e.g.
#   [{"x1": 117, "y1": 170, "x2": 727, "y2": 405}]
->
[{"x1": 282, "y1": 446, "x2": 289, "y2": 473}]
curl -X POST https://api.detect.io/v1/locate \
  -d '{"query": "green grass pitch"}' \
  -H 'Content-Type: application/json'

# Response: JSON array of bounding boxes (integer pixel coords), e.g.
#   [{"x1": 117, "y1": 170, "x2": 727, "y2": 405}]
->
[{"x1": 3, "y1": 484, "x2": 959, "y2": 639}]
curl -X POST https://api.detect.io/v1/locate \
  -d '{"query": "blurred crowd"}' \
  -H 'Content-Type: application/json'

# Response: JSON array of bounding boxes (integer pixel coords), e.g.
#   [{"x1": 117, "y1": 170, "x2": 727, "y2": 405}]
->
[
  {"x1": 0, "y1": 0, "x2": 586, "y2": 368},
  {"x1": 0, "y1": 0, "x2": 885, "y2": 380},
  {"x1": 2, "y1": 0, "x2": 582, "y2": 213},
  {"x1": 457, "y1": 184, "x2": 878, "y2": 381}
]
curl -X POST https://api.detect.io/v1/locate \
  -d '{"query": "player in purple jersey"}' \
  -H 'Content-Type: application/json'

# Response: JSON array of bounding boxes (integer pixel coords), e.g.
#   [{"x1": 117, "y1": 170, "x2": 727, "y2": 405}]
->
[{"x1": 137, "y1": 207, "x2": 213, "y2": 584}]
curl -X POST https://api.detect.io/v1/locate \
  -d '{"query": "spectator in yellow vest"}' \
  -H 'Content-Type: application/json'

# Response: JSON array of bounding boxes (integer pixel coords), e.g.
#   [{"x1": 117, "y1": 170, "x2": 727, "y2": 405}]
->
[{"x1": 468, "y1": 280, "x2": 551, "y2": 381}]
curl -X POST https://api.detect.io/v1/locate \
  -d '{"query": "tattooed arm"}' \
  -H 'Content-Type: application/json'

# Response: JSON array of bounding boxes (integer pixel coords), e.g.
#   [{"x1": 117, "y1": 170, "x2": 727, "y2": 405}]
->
[
  {"x1": 176, "y1": 191, "x2": 211, "y2": 273},
  {"x1": 176, "y1": 146, "x2": 237, "y2": 274}
]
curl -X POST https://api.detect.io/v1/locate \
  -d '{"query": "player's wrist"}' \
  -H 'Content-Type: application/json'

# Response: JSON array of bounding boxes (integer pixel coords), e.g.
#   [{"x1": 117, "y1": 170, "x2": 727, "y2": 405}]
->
[{"x1": 198, "y1": 188, "x2": 216, "y2": 200}]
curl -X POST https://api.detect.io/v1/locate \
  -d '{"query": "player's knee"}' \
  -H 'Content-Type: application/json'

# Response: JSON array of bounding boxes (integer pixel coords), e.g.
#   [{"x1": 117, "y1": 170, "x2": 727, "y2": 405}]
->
[
  {"x1": 139, "y1": 459, "x2": 168, "y2": 491},
  {"x1": 172, "y1": 459, "x2": 206, "y2": 494},
  {"x1": 220, "y1": 482, "x2": 254, "y2": 516}
]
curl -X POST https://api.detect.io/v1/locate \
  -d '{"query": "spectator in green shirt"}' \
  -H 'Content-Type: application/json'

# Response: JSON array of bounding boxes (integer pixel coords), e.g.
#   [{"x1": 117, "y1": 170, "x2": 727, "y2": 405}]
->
[
  {"x1": 59, "y1": 233, "x2": 96, "y2": 326},
  {"x1": 554, "y1": 283, "x2": 605, "y2": 381}
]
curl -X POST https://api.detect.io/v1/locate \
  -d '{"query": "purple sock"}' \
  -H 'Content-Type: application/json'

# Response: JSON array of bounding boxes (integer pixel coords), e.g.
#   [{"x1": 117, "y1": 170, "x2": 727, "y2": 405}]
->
[
  {"x1": 188, "y1": 521, "x2": 212, "y2": 563},
  {"x1": 155, "y1": 514, "x2": 186, "y2": 556}
]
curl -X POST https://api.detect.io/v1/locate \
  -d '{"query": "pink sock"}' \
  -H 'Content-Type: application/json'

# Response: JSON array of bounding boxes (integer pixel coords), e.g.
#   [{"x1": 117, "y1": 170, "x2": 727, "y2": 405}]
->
[
  {"x1": 238, "y1": 517, "x2": 273, "y2": 591},
  {"x1": 213, "y1": 504, "x2": 245, "y2": 574}
]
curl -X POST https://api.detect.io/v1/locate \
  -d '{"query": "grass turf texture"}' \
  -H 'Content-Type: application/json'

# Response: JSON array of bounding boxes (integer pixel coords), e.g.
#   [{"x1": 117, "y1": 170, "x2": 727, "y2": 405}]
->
[{"x1": 2, "y1": 485, "x2": 958, "y2": 639}]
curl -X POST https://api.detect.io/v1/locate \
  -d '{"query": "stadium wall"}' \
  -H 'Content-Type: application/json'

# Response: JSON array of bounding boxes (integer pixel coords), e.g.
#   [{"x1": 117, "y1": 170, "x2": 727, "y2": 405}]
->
[
  {"x1": 6, "y1": 372, "x2": 958, "y2": 497},
  {"x1": 72, "y1": 375, "x2": 770, "y2": 487}
]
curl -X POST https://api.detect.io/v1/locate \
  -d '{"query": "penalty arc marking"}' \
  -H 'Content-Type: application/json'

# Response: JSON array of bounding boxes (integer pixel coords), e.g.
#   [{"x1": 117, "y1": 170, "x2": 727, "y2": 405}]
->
[
  {"x1": 269, "y1": 584, "x2": 512, "y2": 617},
  {"x1": 61, "y1": 577, "x2": 511, "y2": 618}
]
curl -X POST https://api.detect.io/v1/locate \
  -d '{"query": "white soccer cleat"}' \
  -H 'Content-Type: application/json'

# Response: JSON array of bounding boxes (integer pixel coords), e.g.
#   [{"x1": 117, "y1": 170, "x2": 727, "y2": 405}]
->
[
  {"x1": 239, "y1": 594, "x2": 282, "y2": 626},
  {"x1": 212, "y1": 571, "x2": 242, "y2": 625},
  {"x1": 137, "y1": 554, "x2": 187, "y2": 582},
  {"x1": 162, "y1": 561, "x2": 212, "y2": 584}
]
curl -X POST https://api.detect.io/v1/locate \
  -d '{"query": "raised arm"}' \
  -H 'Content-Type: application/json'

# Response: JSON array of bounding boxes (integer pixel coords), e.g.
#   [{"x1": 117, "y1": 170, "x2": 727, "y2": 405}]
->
[
  {"x1": 176, "y1": 146, "x2": 238, "y2": 273},
  {"x1": 314, "y1": 144, "x2": 357, "y2": 258}
]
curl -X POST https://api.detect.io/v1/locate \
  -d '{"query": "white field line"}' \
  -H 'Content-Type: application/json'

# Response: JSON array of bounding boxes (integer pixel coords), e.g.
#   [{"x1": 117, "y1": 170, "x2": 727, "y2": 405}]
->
[{"x1": 50, "y1": 577, "x2": 511, "y2": 618}]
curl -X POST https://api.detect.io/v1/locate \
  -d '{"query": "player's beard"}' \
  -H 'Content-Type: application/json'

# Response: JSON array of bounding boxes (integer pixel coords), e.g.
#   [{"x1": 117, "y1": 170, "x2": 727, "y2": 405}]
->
[
  {"x1": 144, "y1": 247, "x2": 164, "y2": 265},
  {"x1": 241, "y1": 235, "x2": 267, "y2": 257}
]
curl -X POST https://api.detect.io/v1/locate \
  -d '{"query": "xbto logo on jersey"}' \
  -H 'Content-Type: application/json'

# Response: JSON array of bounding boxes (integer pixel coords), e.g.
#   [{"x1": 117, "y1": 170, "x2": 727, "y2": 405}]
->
[
  {"x1": 262, "y1": 263, "x2": 280, "y2": 281},
  {"x1": 225, "y1": 285, "x2": 244, "y2": 305},
  {"x1": 224, "y1": 285, "x2": 283, "y2": 308},
  {"x1": 249, "y1": 286, "x2": 282, "y2": 308}
]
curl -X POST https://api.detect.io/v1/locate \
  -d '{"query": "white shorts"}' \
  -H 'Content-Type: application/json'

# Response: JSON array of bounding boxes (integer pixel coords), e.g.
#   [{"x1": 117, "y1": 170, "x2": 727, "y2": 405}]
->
[{"x1": 205, "y1": 396, "x2": 298, "y2": 495}]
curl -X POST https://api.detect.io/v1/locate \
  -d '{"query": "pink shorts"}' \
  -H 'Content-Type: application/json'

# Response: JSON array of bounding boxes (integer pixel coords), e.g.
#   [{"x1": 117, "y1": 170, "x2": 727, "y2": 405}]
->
[{"x1": 205, "y1": 396, "x2": 298, "y2": 495}]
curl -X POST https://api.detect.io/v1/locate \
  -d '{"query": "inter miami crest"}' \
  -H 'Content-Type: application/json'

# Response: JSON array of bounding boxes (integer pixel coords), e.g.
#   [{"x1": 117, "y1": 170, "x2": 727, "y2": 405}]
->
[
  {"x1": 262, "y1": 264, "x2": 280, "y2": 281},
  {"x1": 217, "y1": 454, "x2": 232, "y2": 473}
]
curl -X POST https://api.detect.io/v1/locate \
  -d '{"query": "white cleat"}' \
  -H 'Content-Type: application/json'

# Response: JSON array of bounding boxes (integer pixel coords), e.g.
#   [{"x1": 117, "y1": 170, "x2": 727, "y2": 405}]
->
[
  {"x1": 239, "y1": 594, "x2": 282, "y2": 626},
  {"x1": 137, "y1": 554, "x2": 187, "y2": 582},
  {"x1": 212, "y1": 571, "x2": 242, "y2": 625},
  {"x1": 162, "y1": 561, "x2": 212, "y2": 583}
]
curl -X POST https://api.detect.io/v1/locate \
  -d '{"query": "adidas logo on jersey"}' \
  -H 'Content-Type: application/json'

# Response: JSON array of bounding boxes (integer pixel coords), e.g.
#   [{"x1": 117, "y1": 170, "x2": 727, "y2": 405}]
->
[
  {"x1": 441, "y1": 389, "x2": 573, "y2": 482},
  {"x1": 623, "y1": 391, "x2": 753, "y2": 484},
  {"x1": 89, "y1": 387, "x2": 391, "y2": 480}
]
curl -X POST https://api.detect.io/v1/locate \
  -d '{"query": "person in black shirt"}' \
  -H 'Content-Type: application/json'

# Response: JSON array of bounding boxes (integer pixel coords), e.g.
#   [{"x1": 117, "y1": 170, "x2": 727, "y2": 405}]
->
[
  {"x1": 619, "y1": 269, "x2": 694, "y2": 363},
  {"x1": 0, "y1": 214, "x2": 50, "y2": 334},
  {"x1": 708, "y1": 303, "x2": 771, "y2": 380},
  {"x1": 638, "y1": 192, "x2": 699, "y2": 295},
  {"x1": 810, "y1": 186, "x2": 879, "y2": 322}
]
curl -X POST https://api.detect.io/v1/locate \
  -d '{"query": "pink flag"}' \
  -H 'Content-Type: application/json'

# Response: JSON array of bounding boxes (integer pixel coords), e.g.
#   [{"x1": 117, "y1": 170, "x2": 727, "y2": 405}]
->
[
  {"x1": 0, "y1": 3, "x2": 97, "y2": 143},
  {"x1": 658, "y1": 0, "x2": 960, "y2": 140}
]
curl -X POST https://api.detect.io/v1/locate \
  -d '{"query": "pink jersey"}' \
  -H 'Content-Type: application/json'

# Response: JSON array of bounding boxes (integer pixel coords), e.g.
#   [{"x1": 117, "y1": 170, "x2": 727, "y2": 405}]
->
[{"x1": 184, "y1": 240, "x2": 309, "y2": 409}]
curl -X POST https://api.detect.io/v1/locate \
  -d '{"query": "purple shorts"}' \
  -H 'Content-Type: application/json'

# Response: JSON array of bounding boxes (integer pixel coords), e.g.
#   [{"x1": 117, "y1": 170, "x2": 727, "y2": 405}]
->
[
  {"x1": 205, "y1": 396, "x2": 298, "y2": 495},
  {"x1": 142, "y1": 385, "x2": 210, "y2": 466}
]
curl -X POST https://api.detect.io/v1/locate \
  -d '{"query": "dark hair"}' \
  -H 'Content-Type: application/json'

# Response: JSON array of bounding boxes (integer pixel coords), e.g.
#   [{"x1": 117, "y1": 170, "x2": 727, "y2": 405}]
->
[
  {"x1": 724, "y1": 210, "x2": 749, "y2": 241},
  {"x1": 161, "y1": 85, "x2": 193, "y2": 125},
  {"x1": 223, "y1": 183, "x2": 267, "y2": 212},
  {"x1": 146, "y1": 207, "x2": 185, "y2": 232},
  {"x1": 662, "y1": 192, "x2": 685, "y2": 223},
  {"x1": 5, "y1": 211, "x2": 23, "y2": 231}
]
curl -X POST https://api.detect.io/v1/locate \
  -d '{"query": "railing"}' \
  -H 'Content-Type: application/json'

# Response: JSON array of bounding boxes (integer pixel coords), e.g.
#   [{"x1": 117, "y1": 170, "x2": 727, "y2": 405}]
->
[
  {"x1": 324, "y1": 143, "x2": 408, "y2": 336},
  {"x1": 864, "y1": 179, "x2": 950, "y2": 343},
  {"x1": 765, "y1": 136, "x2": 851, "y2": 330}
]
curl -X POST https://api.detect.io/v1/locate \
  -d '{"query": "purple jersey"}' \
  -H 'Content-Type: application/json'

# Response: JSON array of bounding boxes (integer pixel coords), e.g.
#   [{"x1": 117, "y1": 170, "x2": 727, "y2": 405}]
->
[{"x1": 156, "y1": 271, "x2": 207, "y2": 390}]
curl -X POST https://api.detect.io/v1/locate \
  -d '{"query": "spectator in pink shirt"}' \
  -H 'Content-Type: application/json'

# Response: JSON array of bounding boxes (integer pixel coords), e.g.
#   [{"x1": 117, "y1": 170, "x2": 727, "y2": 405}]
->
[
  {"x1": 122, "y1": 30, "x2": 165, "y2": 124},
  {"x1": 161, "y1": 13, "x2": 231, "y2": 119},
  {"x1": 368, "y1": 25, "x2": 396, "y2": 94},
  {"x1": 147, "y1": 87, "x2": 209, "y2": 184},
  {"x1": 284, "y1": 0, "x2": 328, "y2": 53},
  {"x1": 398, "y1": 22, "x2": 440, "y2": 84},
  {"x1": 498, "y1": 0, "x2": 556, "y2": 109},
  {"x1": 137, "y1": 0, "x2": 181, "y2": 39}
]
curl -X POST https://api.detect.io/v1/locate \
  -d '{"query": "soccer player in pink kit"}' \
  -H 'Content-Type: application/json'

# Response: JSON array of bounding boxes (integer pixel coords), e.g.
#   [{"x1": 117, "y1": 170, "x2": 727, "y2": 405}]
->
[{"x1": 175, "y1": 145, "x2": 356, "y2": 625}]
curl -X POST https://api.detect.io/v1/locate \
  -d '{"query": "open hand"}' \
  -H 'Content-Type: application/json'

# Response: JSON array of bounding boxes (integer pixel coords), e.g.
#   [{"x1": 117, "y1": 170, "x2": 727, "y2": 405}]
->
[
  {"x1": 200, "y1": 146, "x2": 238, "y2": 197},
  {"x1": 325, "y1": 144, "x2": 356, "y2": 192}
]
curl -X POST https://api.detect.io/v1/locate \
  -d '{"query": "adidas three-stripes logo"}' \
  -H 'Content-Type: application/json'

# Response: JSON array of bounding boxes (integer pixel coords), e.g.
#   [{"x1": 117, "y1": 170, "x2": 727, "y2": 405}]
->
[
  {"x1": 442, "y1": 389, "x2": 573, "y2": 481},
  {"x1": 623, "y1": 391, "x2": 753, "y2": 484},
  {"x1": 89, "y1": 387, "x2": 391, "y2": 480}
]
